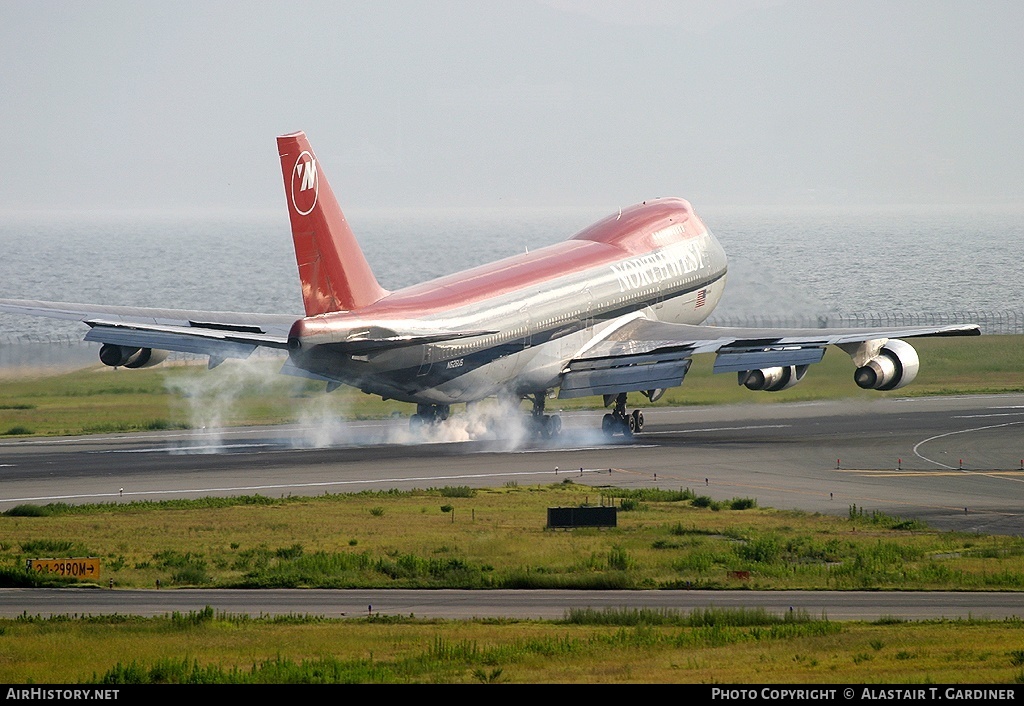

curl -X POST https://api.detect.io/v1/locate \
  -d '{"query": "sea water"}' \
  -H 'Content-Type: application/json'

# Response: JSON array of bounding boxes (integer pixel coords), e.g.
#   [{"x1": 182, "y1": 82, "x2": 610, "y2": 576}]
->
[{"x1": 0, "y1": 204, "x2": 1021, "y2": 340}]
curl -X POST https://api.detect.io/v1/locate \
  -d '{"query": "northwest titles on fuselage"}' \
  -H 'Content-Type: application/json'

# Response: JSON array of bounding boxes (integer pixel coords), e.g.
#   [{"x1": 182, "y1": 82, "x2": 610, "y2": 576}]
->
[{"x1": 609, "y1": 235, "x2": 710, "y2": 293}]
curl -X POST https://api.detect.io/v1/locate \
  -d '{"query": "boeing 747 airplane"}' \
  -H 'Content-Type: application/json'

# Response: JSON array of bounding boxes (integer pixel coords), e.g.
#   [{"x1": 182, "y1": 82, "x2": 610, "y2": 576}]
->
[{"x1": 0, "y1": 132, "x2": 980, "y2": 437}]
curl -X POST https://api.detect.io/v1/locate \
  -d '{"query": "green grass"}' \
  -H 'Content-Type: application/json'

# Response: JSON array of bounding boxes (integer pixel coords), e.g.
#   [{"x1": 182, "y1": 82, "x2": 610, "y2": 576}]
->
[
  {"x1": 0, "y1": 334, "x2": 1019, "y2": 437},
  {"x1": 6, "y1": 487, "x2": 1024, "y2": 682},
  {"x1": 5, "y1": 485, "x2": 1024, "y2": 591},
  {"x1": 4, "y1": 609, "x2": 1024, "y2": 683}
]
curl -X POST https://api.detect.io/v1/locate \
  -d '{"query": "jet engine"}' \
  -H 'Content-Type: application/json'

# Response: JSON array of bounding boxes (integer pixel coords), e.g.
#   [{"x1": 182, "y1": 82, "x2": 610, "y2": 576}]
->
[
  {"x1": 853, "y1": 339, "x2": 919, "y2": 391},
  {"x1": 98, "y1": 344, "x2": 169, "y2": 369},
  {"x1": 738, "y1": 365, "x2": 808, "y2": 392}
]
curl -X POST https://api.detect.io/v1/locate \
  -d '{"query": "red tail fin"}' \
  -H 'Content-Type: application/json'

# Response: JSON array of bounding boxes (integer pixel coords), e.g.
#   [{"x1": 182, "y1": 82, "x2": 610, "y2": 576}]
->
[{"x1": 277, "y1": 132, "x2": 388, "y2": 315}]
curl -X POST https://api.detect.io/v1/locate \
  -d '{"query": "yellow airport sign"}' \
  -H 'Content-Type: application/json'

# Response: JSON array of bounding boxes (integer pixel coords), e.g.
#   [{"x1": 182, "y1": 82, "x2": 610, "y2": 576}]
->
[{"x1": 27, "y1": 558, "x2": 101, "y2": 579}]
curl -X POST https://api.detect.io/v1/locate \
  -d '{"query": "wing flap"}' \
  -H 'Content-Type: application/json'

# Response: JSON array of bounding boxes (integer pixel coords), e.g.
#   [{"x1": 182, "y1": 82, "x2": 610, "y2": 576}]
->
[
  {"x1": 84, "y1": 326, "x2": 257, "y2": 359},
  {"x1": 559, "y1": 358, "x2": 692, "y2": 399},
  {"x1": 84, "y1": 319, "x2": 290, "y2": 360},
  {"x1": 712, "y1": 346, "x2": 826, "y2": 373},
  {"x1": 560, "y1": 317, "x2": 980, "y2": 396},
  {"x1": 575, "y1": 319, "x2": 980, "y2": 364}
]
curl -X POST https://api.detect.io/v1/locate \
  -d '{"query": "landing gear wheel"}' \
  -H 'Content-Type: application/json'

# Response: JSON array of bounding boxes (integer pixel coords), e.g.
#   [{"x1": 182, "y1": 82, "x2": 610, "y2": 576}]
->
[
  {"x1": 412, "y1": 404, "x2": 451, "y2": 431},
  {"x1": 528, "y1": 391, "x2": 562, "y2": 439},
  {"x1": 631, "y1": 409, "x2": 644, "y2": 433},
  {"x1": 543, "y1": 414, "x2": 562, "y2": 439},
  {"x1": 601, "y1": 393, "x2": 646, "y2": 438}
]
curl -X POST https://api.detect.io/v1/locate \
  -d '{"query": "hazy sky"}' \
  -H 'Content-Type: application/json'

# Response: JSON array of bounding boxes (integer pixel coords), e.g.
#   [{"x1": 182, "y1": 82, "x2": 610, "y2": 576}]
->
[{"x1": 1, "y1": 0, "x2": 1021, "y2": 212}]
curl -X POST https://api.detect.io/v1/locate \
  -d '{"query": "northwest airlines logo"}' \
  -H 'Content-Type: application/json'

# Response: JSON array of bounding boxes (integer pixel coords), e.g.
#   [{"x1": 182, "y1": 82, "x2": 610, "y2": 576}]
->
[{"x1": 290, "y1": 151, "x2": 319, "y2": 216}]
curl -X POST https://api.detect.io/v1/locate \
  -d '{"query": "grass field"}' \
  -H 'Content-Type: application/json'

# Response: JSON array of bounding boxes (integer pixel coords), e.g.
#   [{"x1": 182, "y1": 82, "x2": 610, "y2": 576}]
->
[
  {"x1": 1, "y1": 334, "x2": 1020, "y2": 438},
  {"x1": 6, "y1": 610, "x2": 1024, "y2": 684},
  {"x1": 1, "y1": 334, "x2": 1022, "y2": 683},
  {"x1": 7, "y1": 485, "x2": 1024, "y2": 591},
  {"x1": 5, "y1": 488, "x2": 1024, "y2": 682}
]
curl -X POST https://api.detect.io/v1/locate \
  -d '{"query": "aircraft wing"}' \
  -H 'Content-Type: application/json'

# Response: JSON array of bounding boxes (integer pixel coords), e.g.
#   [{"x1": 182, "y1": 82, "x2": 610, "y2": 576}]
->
[
  {"x1": 559, "y1": 316, "x2": 981, "y2": 398},
  {"x1": 0, "y1": 298, "x2": 298, "y2": 362},
  {"x1": 0, "y1": 298, "x2": 498, "y2": 364}
]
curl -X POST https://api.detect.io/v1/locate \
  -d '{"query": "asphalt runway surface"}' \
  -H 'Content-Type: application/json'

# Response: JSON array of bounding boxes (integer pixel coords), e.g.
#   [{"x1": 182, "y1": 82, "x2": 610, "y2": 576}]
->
[
  {"x1": 2, "y1": 588, "x2": 1023, "y2": 621},
  {"x1": 3, "y1": 394, "x2": 1024, "y2": 621},
  {"x1": 2, "y1": 393, "x2": 1023, "y2": 533}
]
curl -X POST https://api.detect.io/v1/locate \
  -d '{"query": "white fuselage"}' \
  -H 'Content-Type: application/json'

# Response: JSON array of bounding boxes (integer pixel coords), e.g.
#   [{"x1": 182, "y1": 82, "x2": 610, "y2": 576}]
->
[{"x1": 291, "y1": 222, "x2": 729, "y2": 405}]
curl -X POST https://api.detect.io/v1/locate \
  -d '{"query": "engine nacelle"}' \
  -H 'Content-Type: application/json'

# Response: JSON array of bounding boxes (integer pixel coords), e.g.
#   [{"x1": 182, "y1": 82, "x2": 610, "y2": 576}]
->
[
  {"x1": 738, "y1": 365, "x2": 807, "y2": 392},
  {"x1": 853, "y1": 339, "x2": 919, "y2": 391},
  {"x1": 99, "y1": 344, "x2": 169, "y2": 369}
]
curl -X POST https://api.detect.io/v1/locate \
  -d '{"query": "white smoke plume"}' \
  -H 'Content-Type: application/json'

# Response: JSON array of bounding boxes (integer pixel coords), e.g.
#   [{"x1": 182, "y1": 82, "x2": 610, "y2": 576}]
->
[
  {"x1": 290, "y1": 392, "x2": 365, "y2": 448},
  {"x1": 165, "y1": 359, "x2": 615, "y2": 452},
  {"x1": 165, "y1": 357, "x2": 293, "y2": 453},
  {"x1": 385, "y1": 397, "x2": 532, "y2": 449}
]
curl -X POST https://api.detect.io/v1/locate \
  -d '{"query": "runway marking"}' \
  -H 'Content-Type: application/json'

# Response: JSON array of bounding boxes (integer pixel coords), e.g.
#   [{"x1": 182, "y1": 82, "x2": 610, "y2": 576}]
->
[
  {"x1": 0, "y1": 427, "x2": 277, "y2": 447},
  {"x1": 954, "y1": 413, "x2": 1024, "y2": 419},
  {"x1": 512, "y1": 444, "x2": 657, "y2": 454},
  {"x1": 0, "y1": 468, "x2": 609, "y2": 505},
  {"x1": 913, "y1": 420, "x2": 1024, "y2": 471},
  {"x1": 838, "y1": 469, "x2": 1024, "y2": 477},
  {"x1": 94, "y1": 444, "x2": 278, "y2": 454},
  {"x1": 642, "y1": 424, "x2": 791, "y2": 435},
  {"x1": 0, "y1": 422, "x2": 397, "y2": 448},
  {"x1": 81, "y1": 441, "x2": 652, "y2": 456}
]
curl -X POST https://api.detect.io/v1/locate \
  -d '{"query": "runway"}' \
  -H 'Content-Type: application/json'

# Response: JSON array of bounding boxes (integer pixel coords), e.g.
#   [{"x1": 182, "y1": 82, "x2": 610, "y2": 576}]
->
[
  {"x1": 2, "y1": 394, "x2": 1023, "y2": 534},
  {"x1": 3, "y1": 394, "x2": 1024, "y2": 621},
  {"x1": 2, "y1": 587, "x2": 1023, "y2": 621}
]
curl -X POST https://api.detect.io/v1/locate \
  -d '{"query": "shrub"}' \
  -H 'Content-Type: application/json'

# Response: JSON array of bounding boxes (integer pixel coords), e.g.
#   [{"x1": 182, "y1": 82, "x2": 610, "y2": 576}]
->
[
  {"x1": 170, "y1": 565, "x2": 212, "y2": 586},
  {"x1": 20, "y1": 539, "x2": 83, "y2": 555},
  {"x1": 735, "y1": 536, "x2": 781, "y2": 564},
  {"x1": 607, "y1": 546, "x2": 631, "y2": 571},
  {"x1": 275, "y1": 544, "x2": 304, "y2": 559},
  {"x1": 438, "y1": 486, "x2": 476, "y2": 498},
  {"x1": 5, "y1": 505, "x2": 52, "y2": 517},
  {"x1": 692, "y1": 495, "x2": 716, "y2": 509}
]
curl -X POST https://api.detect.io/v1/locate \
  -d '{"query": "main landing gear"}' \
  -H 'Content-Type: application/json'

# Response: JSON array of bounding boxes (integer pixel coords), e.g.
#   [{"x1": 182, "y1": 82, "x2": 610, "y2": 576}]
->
[
  {"x1": 601, "y1": 392, "x2": 644, "y2": 438},
  {"x1": 409, "y1": 403, "x2": 450, "y2": 431},
  {"x1": 528, "y1": 392, "x2": 562, "y2": 439}
]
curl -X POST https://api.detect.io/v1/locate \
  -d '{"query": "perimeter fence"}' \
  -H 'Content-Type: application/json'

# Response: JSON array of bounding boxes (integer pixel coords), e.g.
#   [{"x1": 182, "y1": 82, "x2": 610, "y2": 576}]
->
[{"x1": 706, "y1": 310, "x2": 1024, "y2": 335}]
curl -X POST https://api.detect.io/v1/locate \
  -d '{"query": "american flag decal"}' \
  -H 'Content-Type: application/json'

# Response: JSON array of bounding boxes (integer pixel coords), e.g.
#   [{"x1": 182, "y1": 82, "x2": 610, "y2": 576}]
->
[{"x1": 695, "y1": 288, "x2": 707, "y2": 308}]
